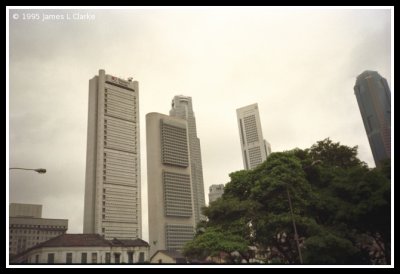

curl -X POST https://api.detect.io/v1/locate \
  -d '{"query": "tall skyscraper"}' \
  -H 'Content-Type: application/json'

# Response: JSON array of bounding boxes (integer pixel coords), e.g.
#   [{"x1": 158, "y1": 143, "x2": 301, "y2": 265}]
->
[
  {"x1": 83, "y1": 69, "x2": 141, "y2": 239},
  {"x1": 146, "y1": 112, "x2": 195, "y2": 257},
  {"x1": 170, "y1": 96, "x2": 206, "y2": 224},
  {"x1": 237, "y1": 103, "x2": 271, "y2": 170},
  {"x1": 208, "y1": 184, "x2": 224, "y2": 204},
  {"x1": 354, "y1": 70, "x2": 391, "y2": 168}
]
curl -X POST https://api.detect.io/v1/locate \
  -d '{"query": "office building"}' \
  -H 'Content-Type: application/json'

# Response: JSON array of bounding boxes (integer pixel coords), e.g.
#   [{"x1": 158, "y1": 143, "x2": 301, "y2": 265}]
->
[
  {"x1": 9, "y1": 203, "x2": 68, "y2": 257},
  {"x1": 83, "y1": 69, "x2": 141, "y2": 239},
  {"x1": 208, "y1": 184, "x2": 224, "y2": 204},
  {"x1": 236, "y1": 103, "x2": 271, "y2": 170},
  {"x1": 354, "y1": 71, "x2": 391, "y2": 168},
  {"x1": 146, "y1": 112, "x2": 195, "y2": 257},
  {"x1": 264, "y1": 140, "x2": 272, "y2": 156},
  {"x1": 170, "y1": 95, "x2": 206, "y2": 224},
  {"x1": 11, "y1": 234, "x2": 149, "y2": 264}
]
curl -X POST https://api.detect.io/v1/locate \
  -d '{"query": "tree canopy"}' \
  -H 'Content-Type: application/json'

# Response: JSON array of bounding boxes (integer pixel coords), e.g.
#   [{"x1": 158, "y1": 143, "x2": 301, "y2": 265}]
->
[{"x1": 183, "y1": 138, "x2": 391, "y2": 264}]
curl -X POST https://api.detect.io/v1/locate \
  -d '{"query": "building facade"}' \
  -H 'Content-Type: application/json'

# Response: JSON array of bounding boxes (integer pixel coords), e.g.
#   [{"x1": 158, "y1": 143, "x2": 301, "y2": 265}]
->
[
  {"x1": 354, "y1": 70, "x2": 391, "y2": 168},
  {"x1": 170, "y1": 95, "x2": 206, "y2": 224},
  {"x1": 236, "y1": 103, "x2": 271, "y2": 170},
  {"x1": 11, "y1": 234, "x2": 149, "y2": 264},
  {"x1": 83, "y1": 69, "x2": 141, "y2": 239},
  {"x1": 9, "y1": 203, "x2": 68, "y2": 256},
  {"x1": 150, "y1": 250, "x2": 187, "y2": 264},
  {"x1": 208, "y1": 184, "x2": 224, "y2": 204},
  {"x1": 146, "y1": 112, "x2": 195, "y2": 257}
]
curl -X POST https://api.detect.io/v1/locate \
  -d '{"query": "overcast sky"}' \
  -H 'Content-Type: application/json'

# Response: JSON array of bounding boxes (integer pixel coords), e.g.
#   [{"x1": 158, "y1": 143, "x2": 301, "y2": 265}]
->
[{"x1": 7, "y1": 7, "x2": 392, "y2": 242}]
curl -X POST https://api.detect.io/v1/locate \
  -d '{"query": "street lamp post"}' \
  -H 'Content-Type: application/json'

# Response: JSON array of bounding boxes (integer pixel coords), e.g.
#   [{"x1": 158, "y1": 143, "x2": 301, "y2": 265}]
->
[
  {"x1": 285, "y1": 160, "x2": 321, "y2": 264},
  {"x1": 286, "y1": 186, "x2": 303, "y2": 264},
  {"x1": 9, "y1": 168, "x2": 46, "y2": 174}
]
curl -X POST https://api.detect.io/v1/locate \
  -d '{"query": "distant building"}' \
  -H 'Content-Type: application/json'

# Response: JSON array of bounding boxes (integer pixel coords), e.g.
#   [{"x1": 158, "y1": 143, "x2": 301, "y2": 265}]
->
[
  {"x1": 208, "y1": 184, "x2": 224, "y2": 204},
  {"x1": 264, "y1": 140, "x2": 272, "y2": 156},
  {"x1": 83, "y1": 69, "x2": 142, "y2": 240},
  {"x1": 236, "y1": 103, "x2": 271, "y2": 170},
  {"x1": 146, "y1": 112, "x2": 195, "y2": 257},
  {"x1": 354, "y1": 71, "x2": 391, "y2": 168},
  {"x1": 150, "y1": 250, "x2": 187, "y2": 264},
  {"x1": 9, "y1": 203, "x2": 68, "y2": 257},
  {"x1": 170, "y1": 95, "x2": 206, "y2": 224},
  {"x1": 11, "y1": 234, "x2": 149, "y2": 264}
]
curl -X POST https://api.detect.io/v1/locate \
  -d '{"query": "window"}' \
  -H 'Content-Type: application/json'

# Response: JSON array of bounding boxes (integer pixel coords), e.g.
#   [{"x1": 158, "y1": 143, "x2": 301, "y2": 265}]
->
[
  {"x1": 139, "y1": 252, "x2": 145, "y2": 263},
  {"x1": 105, "y1": 252, "x2": 111, "y2": 264},
  {"x1": 66, "y1": 253, "x2": 73, "y2": 264},
  {"x1": 48, "y1": 253, "x2": 55, "y2": 264},
  {"x1": 158, "y1": 259, "x2": 162, "y2": 264},
  {"x1": 35, "y1": 254, "x2": 39, "y2": 263},
  {"x1": 91, "y1": 252, "x2": 97, "y2": 264},
  {"x1": 114, "y1": 253, "x2": 120, "y2": 264},
  {"x1": 81, "y1": 253, "x2": 87, "y2": 264},
  {"x1": 128, "y1": 252, "x2": 134, "y2": 264}
]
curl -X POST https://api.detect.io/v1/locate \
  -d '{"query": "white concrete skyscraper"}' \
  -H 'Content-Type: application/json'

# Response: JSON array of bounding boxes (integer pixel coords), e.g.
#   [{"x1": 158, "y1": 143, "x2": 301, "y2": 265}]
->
[
  {"x1": 146, "y1": 113, "x2": 195, "y2": 256},
  {"x1": 237, "y1": 103, "x2": 271, "y2": 170},
  {"x1": 83, "y1": 69, "x2": 141, "y2": 240},
  {"x1": 169, "y1": 96, "x2": 206, "y2": 224}
]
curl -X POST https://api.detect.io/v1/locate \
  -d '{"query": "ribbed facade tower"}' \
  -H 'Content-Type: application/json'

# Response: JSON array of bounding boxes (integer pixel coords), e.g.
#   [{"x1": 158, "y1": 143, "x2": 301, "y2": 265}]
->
[
  {"x1": 146, "y1": 113, "x2": 195, "y2": 257},
  {"x1": 170, "y1": 96, "x2": 206, "y2": 224},
  {"x1": 237, "y1": 103, "x2": 271, "y2": 170},
  {"x1": 83, "y1": 69, "x2": 141, "y2": 239}
]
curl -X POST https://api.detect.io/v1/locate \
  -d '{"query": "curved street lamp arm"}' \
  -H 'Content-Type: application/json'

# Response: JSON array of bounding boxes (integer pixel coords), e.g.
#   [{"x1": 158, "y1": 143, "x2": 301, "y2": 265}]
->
[{"x1": 9, "y1": 168, "x2": 46, "y2": 174}]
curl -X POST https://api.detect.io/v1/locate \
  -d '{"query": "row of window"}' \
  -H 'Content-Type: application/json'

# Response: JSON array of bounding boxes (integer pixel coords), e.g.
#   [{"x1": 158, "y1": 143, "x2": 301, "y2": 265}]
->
[
  {"x1": 164, "y1": 171, "x2": 193, "y2": 218},
  {"x1": 44, "y1": 251, "x2": 145, "y2": 264},
  {"x1": 10, "y1": 229, "x2": 63, "y2": 235},
  {"x1": 105, "y1": 109, "x2": 136, "y2": 123},
  {"x1": 10, "y1": 224, "x2": 66, "y2": 229},
  {"x1": 243, "y1": 115, "x2": 259, "y2": 144},
  {"x1": 248, "y1": 146, "x2": 262, "y2": 167},
  {"x1": 104, "y1": 116, "x2": 136, "y2": 129},
  {"x1": 161, "y1": 123, "x2": 189, "y2": 167},
  {"x1": 165, "y1": 224, "x2": 195, "y2": 250},
  {"x1": 105, "y1": 88, "x2": 136, "y2": 101}
]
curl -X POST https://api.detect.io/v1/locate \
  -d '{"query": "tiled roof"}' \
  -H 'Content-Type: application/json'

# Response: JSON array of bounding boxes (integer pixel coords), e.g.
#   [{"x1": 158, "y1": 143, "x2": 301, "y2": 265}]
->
[
  {"x1": 110, "y1": 238, "x2": 150, "y2": 247},
  {"x1": 36, "y1": 234, "x2": 111, "y2": 248}
]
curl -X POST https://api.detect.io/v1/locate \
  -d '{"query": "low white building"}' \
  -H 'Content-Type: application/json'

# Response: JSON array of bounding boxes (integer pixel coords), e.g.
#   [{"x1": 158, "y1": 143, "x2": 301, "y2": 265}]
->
[
  {"x1": 11, "y1": 234, "x2": 149, "y2": 264},
  {"x1": 150, "y1": 250, "x2": 187, "y2": 264}
]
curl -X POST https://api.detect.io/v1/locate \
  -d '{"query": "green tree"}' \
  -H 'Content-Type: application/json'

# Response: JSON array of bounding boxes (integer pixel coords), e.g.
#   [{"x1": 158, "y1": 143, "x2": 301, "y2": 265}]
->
[
  {"x1": 184, "y1": 139, "x2": 391, "y2": 264},
  {"x1": 183, "y1": 228, "x2": 249, "y2": 263}
]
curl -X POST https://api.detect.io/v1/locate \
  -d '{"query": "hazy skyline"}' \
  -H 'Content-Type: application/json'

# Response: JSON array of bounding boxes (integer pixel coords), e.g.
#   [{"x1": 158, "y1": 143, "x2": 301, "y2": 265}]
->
[{"x1": 7, "y1": 7, "x2": 392, "y2": 242}]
